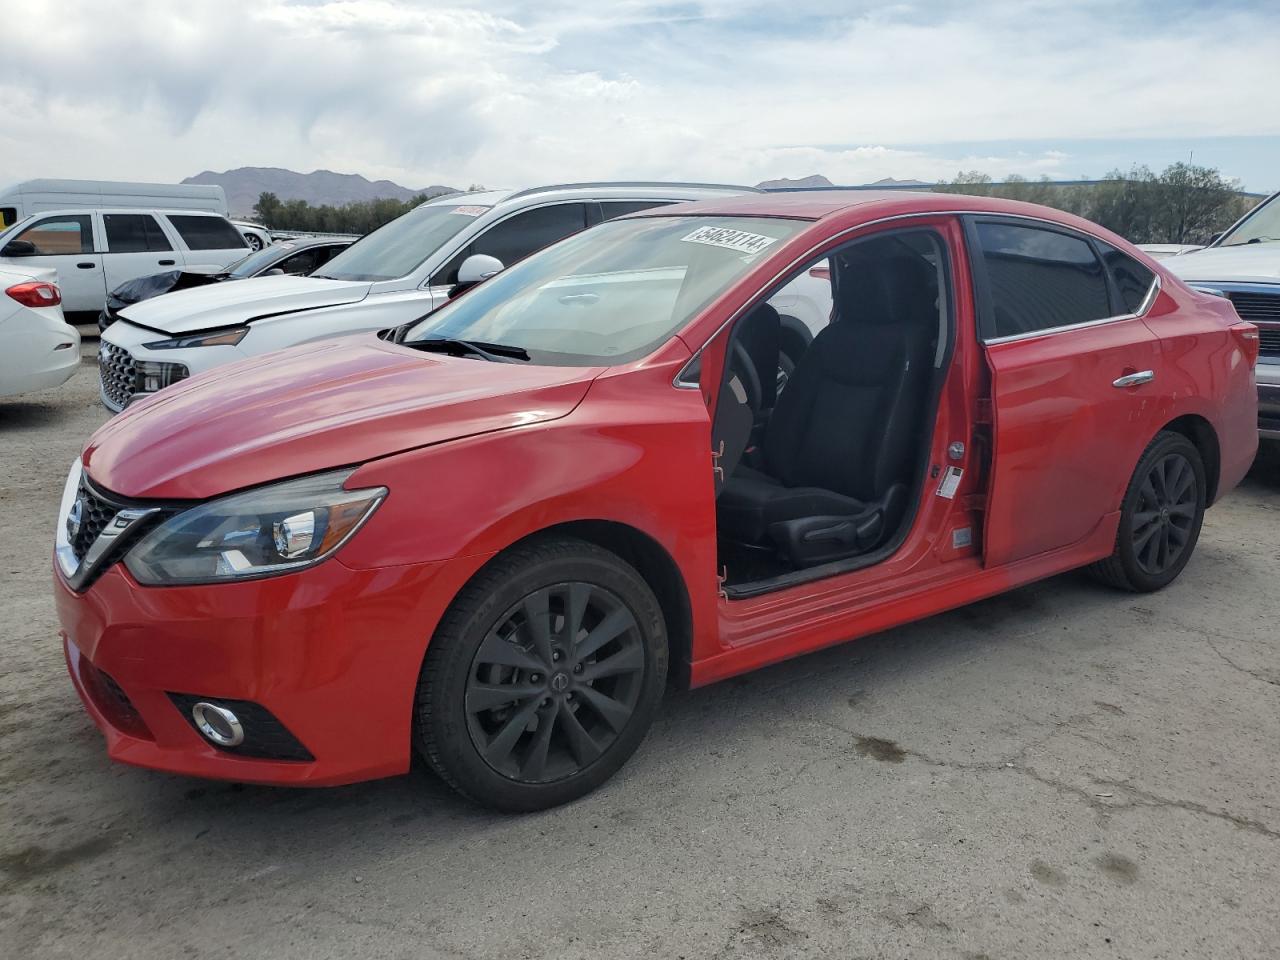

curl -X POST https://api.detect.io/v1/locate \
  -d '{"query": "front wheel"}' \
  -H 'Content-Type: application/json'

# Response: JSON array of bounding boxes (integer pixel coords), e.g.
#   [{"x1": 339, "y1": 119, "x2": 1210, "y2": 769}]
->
[
  {"x1": 415, "y1": 537, "x2": 668, "y2": 811},
  {"x1": 1088, "y1": 431, "x2": 1206, "y2": 592},
  {"x1": 243, "y1": 232, "x2": 264, "y2": 252}
]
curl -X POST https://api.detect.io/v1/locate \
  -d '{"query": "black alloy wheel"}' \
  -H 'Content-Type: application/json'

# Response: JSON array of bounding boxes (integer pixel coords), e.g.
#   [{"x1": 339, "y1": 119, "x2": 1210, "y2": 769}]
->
[
  {"x1": 465, "y1": 582, "x2": 646, "y2": 784},
  {"x1": 1089, "y1": 431, "x2": 1206, "y2": 593},
  {"x1": 416, "y1": 537, "x2": 667, "y2": 811}
]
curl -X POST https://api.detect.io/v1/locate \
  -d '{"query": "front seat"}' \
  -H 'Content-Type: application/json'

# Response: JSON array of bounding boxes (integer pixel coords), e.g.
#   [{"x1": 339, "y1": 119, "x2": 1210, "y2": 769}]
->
[
  {"x1": 710, "y1": 302, "x2": 782, "y2": 495},
  {"x1": 716, "y1": 249, "x2": 938, "y2": 567}
]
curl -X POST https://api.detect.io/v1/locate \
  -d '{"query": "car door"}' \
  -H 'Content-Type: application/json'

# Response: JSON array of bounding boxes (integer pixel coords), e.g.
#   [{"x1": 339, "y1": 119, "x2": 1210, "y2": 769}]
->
[
  {"x1": 969, "y1": 217, "x2": 1163, "y2": 567},
  {"x1": 102, "y1": 213, "x2": 180, "y2": 292},
  {"x1": 0, "y1": 213, "x2": 104, "y2": 313}
]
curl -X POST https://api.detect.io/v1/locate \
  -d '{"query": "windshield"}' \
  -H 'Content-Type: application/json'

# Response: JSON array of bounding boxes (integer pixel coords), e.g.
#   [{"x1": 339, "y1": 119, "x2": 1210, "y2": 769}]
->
[
  {"x1": 1219, "y1": 192, "x2": 1280, "y2": 247},
  {"x1": 313, "y1": 201, "x2": 488, "y2": 282},
  {"x1": 404, "y1": 215, "x2": 805, "y2": 365},
  {"x1": 225, "y1": 244, "x2": 294, "y2": 278}
]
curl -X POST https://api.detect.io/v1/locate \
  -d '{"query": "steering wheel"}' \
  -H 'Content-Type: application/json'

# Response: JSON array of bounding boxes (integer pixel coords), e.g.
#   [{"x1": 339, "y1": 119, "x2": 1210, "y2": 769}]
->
[{"x1": 728, "y1": 340, "x2": 764, "y2": 415}]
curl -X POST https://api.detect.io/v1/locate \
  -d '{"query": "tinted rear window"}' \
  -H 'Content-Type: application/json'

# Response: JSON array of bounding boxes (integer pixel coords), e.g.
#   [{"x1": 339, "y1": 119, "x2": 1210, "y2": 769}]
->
[
  {"x1": 166, "y1": 215, "x2": 247, "y2": 251},
  {"x1": 975, "y1": 222, "x2": 1111, "y2": 338},
  {"x1": 104, "y1": 214, "x2": 172, "y2": 253},
  {"x1": 1097, "y1": 241, "x2": 1156, "y2": 314}
]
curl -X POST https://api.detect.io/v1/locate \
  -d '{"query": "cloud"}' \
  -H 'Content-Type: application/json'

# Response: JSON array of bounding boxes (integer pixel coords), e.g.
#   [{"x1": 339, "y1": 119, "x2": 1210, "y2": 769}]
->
[{"x1": 1, "y1": 0, "x2": 1277, "y2": 190}]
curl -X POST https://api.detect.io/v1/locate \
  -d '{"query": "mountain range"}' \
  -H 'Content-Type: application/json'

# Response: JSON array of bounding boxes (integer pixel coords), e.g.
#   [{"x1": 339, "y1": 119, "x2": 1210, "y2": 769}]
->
[{"x1": 182, "y1": 167, "x2": 458, "y2": 216}]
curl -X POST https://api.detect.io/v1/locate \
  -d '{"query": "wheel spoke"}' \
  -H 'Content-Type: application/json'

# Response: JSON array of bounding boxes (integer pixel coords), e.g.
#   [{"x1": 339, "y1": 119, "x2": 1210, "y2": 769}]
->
[
  {"x1": 519, "y1": 709, "x2": 556, "y2": 780},
  {"x1": 521, "y1": 589, "x2": 555, "y2": 666},
  {"x1": 558, "y1": 701, "x2": 602, "y2": 766},
  {"x1": 575, "y1": 607, "x2": 635, "y2": 661},
  {"x1": 1133, "y1": 509, "x2": 1160, "y2": 527},
  {"x1": 1133, "y1": 521, "x2": 1161, "y2": 556},
  {"x1": 575, "y1": 685, "x2": 634, "y2": 733},
  {"x1": 1150, "y1": 462, "x2": 1168, "y2": 503},
  {"x1": 1157, "y1": 524, "x2": 1171, "y2": 569},
  {"x1": 476, "y1": 633, "x2": 545, "y2": 673},
  {"x1": 1168, "y1": 502, "x2": 1197, "y2": 519},
  {"x1": 564, "y1": 583, "x2": 590, "y2": 644},
  {"x1": 1139, "y1": 476, "x2": 1160, "y2": 510},
  {"x1": 1139, "y1": 525, "x2": 1161, "y2": 570},
  {"x1": 466, "y1": 681, "x2": 544, "y2": 713},
  {"x1": 1167, "y1": 522, "x2": 1189, "y2": 547},
  {"x1": 483, "y1": 697, "x2": 542, "y2": 767},
  {"x1": 579, "y1": 643, "x2": 644, "y2": 683}
]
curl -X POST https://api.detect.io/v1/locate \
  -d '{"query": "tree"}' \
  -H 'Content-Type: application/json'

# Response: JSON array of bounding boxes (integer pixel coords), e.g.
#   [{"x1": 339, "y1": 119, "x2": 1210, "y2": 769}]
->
[{"x1": 253, "y1": 191, "x2": 283, "y2": 228}]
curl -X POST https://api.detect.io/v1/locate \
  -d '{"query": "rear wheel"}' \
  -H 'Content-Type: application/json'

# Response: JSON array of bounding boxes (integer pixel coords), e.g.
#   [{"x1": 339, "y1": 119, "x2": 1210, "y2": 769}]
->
[
  {"x1": 1088, "y1": 431, "x2": 1206, "y2": 592},
  {"x1": 415, "y1": 537, "x2": 667, "y2": 811}
]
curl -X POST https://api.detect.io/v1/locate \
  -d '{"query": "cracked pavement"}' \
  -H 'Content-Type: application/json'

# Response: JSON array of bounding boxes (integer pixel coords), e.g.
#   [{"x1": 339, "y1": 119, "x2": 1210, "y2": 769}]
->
[{"x1": 2, "y1": 351, "x2": 1278, "y2": 959}]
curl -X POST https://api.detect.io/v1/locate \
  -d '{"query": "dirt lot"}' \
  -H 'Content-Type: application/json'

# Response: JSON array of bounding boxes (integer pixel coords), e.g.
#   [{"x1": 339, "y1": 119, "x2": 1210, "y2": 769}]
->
[{"x1": 2, "y1": 347, "x2": 1278, "y2": 959}]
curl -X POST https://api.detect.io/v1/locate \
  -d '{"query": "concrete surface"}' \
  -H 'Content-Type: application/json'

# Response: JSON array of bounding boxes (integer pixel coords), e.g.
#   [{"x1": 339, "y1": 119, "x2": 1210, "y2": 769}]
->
[{"x1": 2, "y1": 347, "x2": 1278, "y2": 959}]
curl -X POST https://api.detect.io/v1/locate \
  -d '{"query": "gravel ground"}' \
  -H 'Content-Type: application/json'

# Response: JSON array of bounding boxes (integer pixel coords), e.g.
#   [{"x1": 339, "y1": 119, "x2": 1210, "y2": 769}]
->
[{"x1": 2, "y1": 346, "x2": 1278, "y2": 959}]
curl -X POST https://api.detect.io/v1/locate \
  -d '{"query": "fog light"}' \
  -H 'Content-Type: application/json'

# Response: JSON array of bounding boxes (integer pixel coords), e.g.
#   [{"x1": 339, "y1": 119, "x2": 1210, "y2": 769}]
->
[{"x1": 191, "y1": 701, "x2": 244, "y2": 747}]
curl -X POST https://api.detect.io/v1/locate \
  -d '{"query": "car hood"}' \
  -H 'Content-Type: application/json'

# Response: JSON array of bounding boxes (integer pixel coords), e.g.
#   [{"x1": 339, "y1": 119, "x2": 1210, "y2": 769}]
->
[
  {"x1": 117, "y1": 274, "x2": 372, "y2": 334},
  {"x1": 1162, "y1": 245, "x2": 1280, "y2": 284},
  {"x1": 83, "y1": 335, "x2": 602, "y2": 499}
]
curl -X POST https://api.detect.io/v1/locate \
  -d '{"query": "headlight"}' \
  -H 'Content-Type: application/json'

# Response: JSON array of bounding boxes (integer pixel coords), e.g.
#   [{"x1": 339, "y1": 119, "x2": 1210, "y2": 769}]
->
[
  {"x1": 143, "y1": 326, "x2": 248, "y2": 350},
  {"x1": 124, "y1": 470, "x2": 386, "y2": 586}
]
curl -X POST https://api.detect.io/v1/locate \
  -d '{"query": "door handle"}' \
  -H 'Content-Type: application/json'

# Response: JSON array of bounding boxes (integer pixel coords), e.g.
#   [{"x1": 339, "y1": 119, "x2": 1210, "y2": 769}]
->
[
  {"x1": 76, "y1": 262, "x2": 96, "y2": 269},
  {"x1": 1112, "y1": 370, "x2": 1155, "y2": 388},
  {"x1": 158, "y1": 259, "x2": 175, "y2": 266}
]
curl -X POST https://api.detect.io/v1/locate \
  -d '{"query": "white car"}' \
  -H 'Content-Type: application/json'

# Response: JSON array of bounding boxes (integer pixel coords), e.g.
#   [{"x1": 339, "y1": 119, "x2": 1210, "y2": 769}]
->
[
  {"x1": 1136, "y1": 243, "x2": 1204, "y2": 260},
  {"x1": 231, "y1": 220, "x2": 273, "y2": 251},
  {"x1": 1163, "y1": 189, "x2": 1280, "y2": 440},
  {"x1": 0, "y1": 209, "x2": 248, "y2": 316},
  {"x1": 97, "y1": 182, "x2": 756, "y2": 411},
  {"x1": 0, "y1": 265, "x2": 80, "y2": 399}
]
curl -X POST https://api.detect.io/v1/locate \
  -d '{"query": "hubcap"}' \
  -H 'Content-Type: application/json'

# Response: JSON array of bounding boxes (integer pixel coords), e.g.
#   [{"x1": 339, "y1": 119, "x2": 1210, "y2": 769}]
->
[
  {"x1": 1131, "y1": 452, "x2": 1197, "y2": 575},
  {"x1": 465, "y1": 582, "x2": 645, "y2": 784}
]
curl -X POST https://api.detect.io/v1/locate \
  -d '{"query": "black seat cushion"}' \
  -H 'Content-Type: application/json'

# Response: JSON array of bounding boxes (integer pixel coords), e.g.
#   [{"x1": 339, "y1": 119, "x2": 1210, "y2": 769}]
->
[{"x1": 716, "y1": 465, "x2": 868, "y2": 543}]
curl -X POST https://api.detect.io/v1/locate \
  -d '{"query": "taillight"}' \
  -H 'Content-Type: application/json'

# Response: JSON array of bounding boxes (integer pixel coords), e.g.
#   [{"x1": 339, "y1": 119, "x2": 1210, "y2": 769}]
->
[
  {"x1": 5, "y1": 281, "x2": 62, "y2": 308},
  {"x1": 1230, "y1": 321, "x2": 1260, "y2": 368}
]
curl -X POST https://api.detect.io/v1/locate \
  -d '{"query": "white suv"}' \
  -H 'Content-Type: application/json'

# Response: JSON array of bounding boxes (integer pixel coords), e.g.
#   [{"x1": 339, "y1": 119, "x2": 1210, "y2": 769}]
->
[
  {"x1": 1163, "y1": 189, "x2": 1280, "y2": 440},
  {"x1": 96, "y1": 183, "x2": 755, "y2": 411},
  {"x1": 0, "y1": 209, "x2": 248, "y2": 317}
]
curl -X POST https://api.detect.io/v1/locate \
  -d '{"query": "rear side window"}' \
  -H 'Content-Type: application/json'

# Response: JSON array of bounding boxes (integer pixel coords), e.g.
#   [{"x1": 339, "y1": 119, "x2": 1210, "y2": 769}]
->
[
  {"x1": 975, "y1": 222, "x2": 1111, "y2": 339},
  {"x1": 12, "y1": 214, "x2": 93, "y2": 254},
  {"x1": 1097, "y1": 241, "x2": 1156, "y2": 314},
  {"x1": 165, "y1": 215, "x2": 247, "y2": 251},
  {"x1": 104, "y1": 214, "x2": 172, "y2": 253},
  {"x1": 434, "y1": 203, "x2": 589, "y2": 286},
  {"x1": 600, "y1": 200, "x2": 674, "y2": 219}
]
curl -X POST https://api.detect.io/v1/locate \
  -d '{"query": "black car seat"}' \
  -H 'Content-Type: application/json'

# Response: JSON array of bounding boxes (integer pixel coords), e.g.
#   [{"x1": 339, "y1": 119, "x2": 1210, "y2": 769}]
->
[{"x1": 716, "y1": 247, "x2": 938, "y2": 566}]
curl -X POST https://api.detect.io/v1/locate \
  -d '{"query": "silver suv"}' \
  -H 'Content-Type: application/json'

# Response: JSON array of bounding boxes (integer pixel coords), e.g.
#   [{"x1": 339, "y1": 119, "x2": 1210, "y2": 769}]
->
[{"x1": 98, "y1": 182, "x2": 757, "y2": 411}]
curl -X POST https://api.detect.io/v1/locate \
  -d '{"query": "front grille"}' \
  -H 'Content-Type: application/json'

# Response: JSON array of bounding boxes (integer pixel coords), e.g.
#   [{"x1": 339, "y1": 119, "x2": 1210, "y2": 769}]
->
[
  {"x1": 1228, "y1": 292, "x2": 1280, "y2": 324},
  {"x1": 99, "y1": 341, "x2": 137, "y2": 409},
  {"x1": 1258, "y1": 327, "x2": 1280, "y2": 358},
  {"x1": 70, "y1": 480, "x2": 117, "y2": 563}
]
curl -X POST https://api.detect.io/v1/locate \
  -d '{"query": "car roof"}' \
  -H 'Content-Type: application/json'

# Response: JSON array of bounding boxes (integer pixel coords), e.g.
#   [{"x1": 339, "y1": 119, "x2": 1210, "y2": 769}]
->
[
  {"x1": 17, "y1": 207, "x2": 230, "y2": 218},
  {"x1": 622, "y1": 188, "x2": 1116, "y2": 236},
  {"x1": 421, "y1": 182, "x2": 762, "y2": 212}
]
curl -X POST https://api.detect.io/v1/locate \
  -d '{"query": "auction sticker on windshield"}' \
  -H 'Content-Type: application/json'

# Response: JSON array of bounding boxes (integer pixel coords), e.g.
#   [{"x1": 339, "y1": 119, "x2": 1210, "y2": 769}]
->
[
  {"x1": 450, "y1": 206, "x2": 490, "y2": 217},
  {"x1": 681, "y1": 226, "x2": 779, "y2": 256}
]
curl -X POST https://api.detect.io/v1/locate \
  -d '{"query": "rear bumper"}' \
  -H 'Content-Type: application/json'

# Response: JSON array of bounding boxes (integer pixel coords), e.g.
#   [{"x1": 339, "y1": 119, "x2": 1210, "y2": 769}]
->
[
  {"x1": 0, "y1": 322, "x2": 80, "y2": 399},
  {"x1": 55, "y1": 555, "x2": 451, "y2": 787}
]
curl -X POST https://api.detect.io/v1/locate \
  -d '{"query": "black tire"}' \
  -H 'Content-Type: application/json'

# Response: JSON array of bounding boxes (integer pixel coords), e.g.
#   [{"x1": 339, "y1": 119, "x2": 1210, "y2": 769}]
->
[
  {"x1": 1088, "y1": 431, "x2": 1206, "y2": 592},
  {"x1": 415, "y1": 537, "x2": 668, "y2": 812}
]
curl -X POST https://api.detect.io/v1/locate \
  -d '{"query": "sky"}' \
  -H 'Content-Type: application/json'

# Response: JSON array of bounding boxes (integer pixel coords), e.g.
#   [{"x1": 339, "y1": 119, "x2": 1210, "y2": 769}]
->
[{"x1": 1, "y1": 0, "x2": 1277, "y2": 193}]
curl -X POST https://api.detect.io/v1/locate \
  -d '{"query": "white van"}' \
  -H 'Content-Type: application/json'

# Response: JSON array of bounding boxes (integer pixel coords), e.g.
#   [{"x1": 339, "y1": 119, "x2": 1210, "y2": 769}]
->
[
  {"x1": 0, "y1": 179, "x2": 228, "y2": 227},
  {"x1": 0, "y1": 209, "x2": 249, "y2": 315}
]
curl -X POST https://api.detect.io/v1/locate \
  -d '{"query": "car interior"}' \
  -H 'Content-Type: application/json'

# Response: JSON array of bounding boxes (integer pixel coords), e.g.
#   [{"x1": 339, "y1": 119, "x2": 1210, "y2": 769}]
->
[{"x1": 710, "y1": 230, "x2": 952, "y2": 593}]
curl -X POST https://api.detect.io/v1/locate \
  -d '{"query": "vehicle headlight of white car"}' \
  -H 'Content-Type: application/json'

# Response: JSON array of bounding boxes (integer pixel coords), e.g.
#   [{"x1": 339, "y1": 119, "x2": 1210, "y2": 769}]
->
[
  {"x1": 124, "y1": 470, "x2": 387, "y2": 586},
  {"x1": 142, "y1": 326, "x2": 249, "y2": 350}
]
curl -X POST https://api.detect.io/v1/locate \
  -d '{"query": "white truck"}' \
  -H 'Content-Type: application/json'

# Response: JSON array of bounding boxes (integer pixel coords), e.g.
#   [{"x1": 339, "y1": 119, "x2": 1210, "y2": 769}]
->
[{"x1": 1163, "y1": 189, "x2": 1280, "y2": 441}]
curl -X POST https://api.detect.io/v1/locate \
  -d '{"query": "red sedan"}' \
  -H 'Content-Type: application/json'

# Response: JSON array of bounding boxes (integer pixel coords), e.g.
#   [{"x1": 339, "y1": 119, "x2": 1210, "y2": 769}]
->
[{"x1": 53, "y1": 191, "x2": 1259, "y2": 811}]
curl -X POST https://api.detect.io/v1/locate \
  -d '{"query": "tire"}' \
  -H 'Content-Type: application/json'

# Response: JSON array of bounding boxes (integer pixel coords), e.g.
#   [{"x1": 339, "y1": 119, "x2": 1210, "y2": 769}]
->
[
  {"x1": 415, "y1": 537, "x2": 668, "y2": 812},
  {"x1": 1088, "y1": 431, "x2": 1206, "y2": 592},
  {"x1": 244, "y1": 232, "x2": 264, "y2": 252}
]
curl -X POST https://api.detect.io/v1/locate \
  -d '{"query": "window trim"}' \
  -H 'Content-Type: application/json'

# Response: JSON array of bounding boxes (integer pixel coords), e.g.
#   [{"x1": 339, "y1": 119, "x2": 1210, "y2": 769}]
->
[
  {"x1": 102, "y1": 212, "x2": 172, "y2": 254},
  {"x1": 963, "y1": 214, "x2": 1159, "y2": 346},
  {"x1": 13, "y1": 213, "x2": 97, "y2": 255}
]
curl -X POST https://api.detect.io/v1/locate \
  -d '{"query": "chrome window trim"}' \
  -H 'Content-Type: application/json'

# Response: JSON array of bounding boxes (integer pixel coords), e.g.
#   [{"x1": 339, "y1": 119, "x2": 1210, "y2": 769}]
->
[{"x1": 983, "y1": 274, "x2": 1162, "y2": 346}]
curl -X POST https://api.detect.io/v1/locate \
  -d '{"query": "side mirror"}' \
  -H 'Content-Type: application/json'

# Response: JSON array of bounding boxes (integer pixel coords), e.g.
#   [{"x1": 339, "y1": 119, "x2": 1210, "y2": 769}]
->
[
  {"x1": 264, "y1": 268, "x2": 286, "y2": 276},
  {"x1": 456, "y1": 254, "x2": 504, "y2": 287},
  {"x1": 1, "y1": 239, "x2": 37, "y2": 257}
]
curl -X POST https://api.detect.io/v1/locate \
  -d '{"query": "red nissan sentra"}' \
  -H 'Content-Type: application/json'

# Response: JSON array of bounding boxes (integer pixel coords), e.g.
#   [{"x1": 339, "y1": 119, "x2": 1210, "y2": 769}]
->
[{"x1": 53, "y1": 191, "x2": 1259, "y2": 811}]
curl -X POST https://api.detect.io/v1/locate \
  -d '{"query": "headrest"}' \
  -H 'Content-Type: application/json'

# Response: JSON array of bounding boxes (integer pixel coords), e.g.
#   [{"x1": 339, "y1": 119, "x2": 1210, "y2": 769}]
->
[{"x1": 833, "y1": 241, "x2": 937, "y2": 328}]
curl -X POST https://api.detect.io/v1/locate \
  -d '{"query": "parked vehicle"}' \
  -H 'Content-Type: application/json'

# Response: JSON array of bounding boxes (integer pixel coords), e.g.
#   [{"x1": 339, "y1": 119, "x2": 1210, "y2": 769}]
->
[
  {"x1": 1162, "y1": 189, "x2": 1280, "y2": 440},
  {"x1": 1137, "y1": 243, "x2": 1204, "y2": 259},
  {"x1": 98, "y1": 237, "x2": 354, "y2": 332},
  {"x1": 95, "y1": 182, "x2": 757, "y2": 411},
  {"x1": 230, "y1": 220, "x2": 273, "y2": 252},
  {"x1": 53, "y1": 191, "x2": 1258, "y2": 811},
  {"x1": 0, "y1": 178, "x2": 228, "y2": 227},
  {"x1": 0, "y1": 209, "x2": 248, "y2": 317},
  {"x1": 0, "y1": 265, "x2": 80, "y2": 399}
]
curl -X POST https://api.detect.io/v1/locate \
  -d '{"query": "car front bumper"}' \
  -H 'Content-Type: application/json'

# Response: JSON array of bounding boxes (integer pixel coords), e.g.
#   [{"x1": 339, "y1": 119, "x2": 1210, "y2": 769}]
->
[
  {"x1": 55, "y1": 554, "x2": 452, "y2": 787},
  {"x1": 1258, "y1": 360, "x2": 1280, "y2": 440}
]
